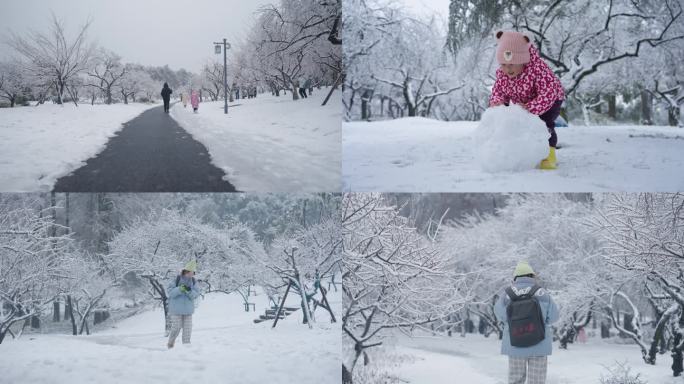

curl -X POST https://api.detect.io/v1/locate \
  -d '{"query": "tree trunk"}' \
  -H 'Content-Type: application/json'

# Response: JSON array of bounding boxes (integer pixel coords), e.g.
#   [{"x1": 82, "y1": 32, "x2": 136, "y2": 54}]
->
[
  {"x1": 641, "y1": 90, "x2": 653, "y2": 125},
  {"x1": 53, "y1": 301, "x2": 60, "y2": 322},
  {"x1": 295, "y1": 273, "x2": 313, "y2": 329},
  {"x1": 647, "y1": 304, "x2": 678, "y2": 364},
  {"x1": 66, "y1": 295, "x2": 77, "y2": 335},
  {"x1": 342, "y1": 364, "x2": 352, "y2": 384},
  {"x1": 50, "y1": 192, "x2": 57, "y2": 239},
  {"x1": 601, "y1": 321, "x2": 611, "y2": 338},
  {"x1": 667, "y1": 106, "x2": 678, "y2": 126},
  {"x1": 65, "y1": 193, "x2": 70, "y2": 234},
  {"x1": 291, "y1": 81, "x2": 299, "y2": 101},
  {"x1": 57, "y1": 80, "x2": 65, "y2": 105},
  {"x1": 606, "y1": 94, "x2": 616, "y2": 119}
]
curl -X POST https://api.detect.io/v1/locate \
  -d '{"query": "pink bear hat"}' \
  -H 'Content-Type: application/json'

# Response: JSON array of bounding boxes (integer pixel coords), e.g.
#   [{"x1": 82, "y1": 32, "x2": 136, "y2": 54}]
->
[{"x1": 496, "y1": 30, "x2": 531, "y2": 65}]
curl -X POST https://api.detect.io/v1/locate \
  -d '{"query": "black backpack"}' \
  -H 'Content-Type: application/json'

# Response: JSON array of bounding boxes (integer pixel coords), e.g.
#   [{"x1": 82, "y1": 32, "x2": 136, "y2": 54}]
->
[{"x1": 505, "y1": 285, "x2": 546, "y2": 347}]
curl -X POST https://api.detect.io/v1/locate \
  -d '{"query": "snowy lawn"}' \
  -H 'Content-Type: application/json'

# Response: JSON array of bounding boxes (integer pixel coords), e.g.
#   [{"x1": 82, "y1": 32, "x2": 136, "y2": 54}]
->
[
  {"x1": 170, "y1": 89, "x2": 341, "y2": 192},
  {"x1": 0, "y1": 103, "x2": 157, "y2": 191},
  {"x1": 371, "y1": 333, "x2": 678, "y2": 384},
  {"x1": 343, "y1": 117, "x2": 684, "y2": 192},
  {"x1": 0, "y1": 290, "x2": 341, "y2": 384}
]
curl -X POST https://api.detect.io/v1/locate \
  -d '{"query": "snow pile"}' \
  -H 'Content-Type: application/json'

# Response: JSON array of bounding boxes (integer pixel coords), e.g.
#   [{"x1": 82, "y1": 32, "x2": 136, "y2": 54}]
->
[
  {"x1": 344, "y1": 117, "x2": 684, "y2": 191},
  {"x1": 473, "y1": 104, "x2": 549, "y2": 172},
  {"x1": 170, "y1": 89, "x2": 341, "y2": 192},
  {"x1": 0, "y1": 103, "x2": 156, "y2": 191},
  {"x1": 0, "y1": 289, "x2": 341, "y2": 384},
  {"x1": 383, "y1": 333, "x2": 680, "y2": 384}
]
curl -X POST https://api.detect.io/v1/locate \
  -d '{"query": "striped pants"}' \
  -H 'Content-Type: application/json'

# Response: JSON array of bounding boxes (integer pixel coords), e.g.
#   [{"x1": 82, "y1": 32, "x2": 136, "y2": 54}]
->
[
  {"x1": 508, "y1": 356, "x2": 547, "y2": 384},
  {"x1": 168, "y1": 315, "x2": 193, "y2": 345}
]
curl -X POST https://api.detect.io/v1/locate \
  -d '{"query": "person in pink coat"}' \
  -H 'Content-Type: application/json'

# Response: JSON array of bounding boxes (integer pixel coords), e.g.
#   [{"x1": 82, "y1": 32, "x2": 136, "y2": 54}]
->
[
  {"x1": 190, "y1": 90, "x2": 200, "y2": 113},
  {"x1": 489, "y1": 30, "x2": 565, "y2": 170}
]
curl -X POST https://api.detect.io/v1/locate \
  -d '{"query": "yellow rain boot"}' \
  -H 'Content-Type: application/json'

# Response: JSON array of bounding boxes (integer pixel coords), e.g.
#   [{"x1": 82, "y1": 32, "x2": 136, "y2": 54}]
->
[{"x1": 539, "y1": 146, "x2": 557, "y2": 170}]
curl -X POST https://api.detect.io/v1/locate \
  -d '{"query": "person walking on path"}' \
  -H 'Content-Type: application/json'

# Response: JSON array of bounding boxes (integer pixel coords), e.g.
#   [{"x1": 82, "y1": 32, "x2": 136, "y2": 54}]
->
[
  {"x1": 180, "y1": 92, "x2": 188, "y2": 108},
  {"x1": 167, "y1": 260, "x2": 200, "y2": 348},
  {"x1": 494, "y1": 261, "x2": 559, "y2": 384},
  {"x1": 190, "y1": 90, "x2": 200, "y2": 113},
  {"x1": 161, "y1": 83, "x2": 173, "y2": 113}
]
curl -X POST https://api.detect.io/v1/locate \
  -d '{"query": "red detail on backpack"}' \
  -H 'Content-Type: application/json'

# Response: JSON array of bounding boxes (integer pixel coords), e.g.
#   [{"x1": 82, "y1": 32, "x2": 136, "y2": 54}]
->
[{"x1": 511, "y1": 323, "x2": 536, "y2": 337}]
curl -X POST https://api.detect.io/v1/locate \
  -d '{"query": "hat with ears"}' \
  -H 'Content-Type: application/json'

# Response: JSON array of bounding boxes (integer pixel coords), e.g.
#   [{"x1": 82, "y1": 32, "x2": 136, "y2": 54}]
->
[{"x1": 496, "y1": 30, "x2": 531, "y2": 65}]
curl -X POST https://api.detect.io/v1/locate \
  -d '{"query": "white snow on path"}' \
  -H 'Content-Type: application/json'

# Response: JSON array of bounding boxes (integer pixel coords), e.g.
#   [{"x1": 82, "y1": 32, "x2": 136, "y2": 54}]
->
[
  {"x1": 0, "y1": 290, "x2": 341, "y2": 384},
  {"x1": 170, "y1": 89, "x2": 341, "y2": 192},
  {"x1": 0, "y1": 103, "x2": 157, "y2": 191},
  {"x1": 385, "y1": 334, "x2": 679, "y2": 384},
  {"x1": 343, "y1": 117, "x2": 684, "y2": 192}
]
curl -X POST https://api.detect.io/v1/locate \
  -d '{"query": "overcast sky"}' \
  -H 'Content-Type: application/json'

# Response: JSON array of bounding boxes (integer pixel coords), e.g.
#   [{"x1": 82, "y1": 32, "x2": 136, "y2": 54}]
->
[
  {"x1": 0, "y1": 0, "x2": 274, "y2": 72},
  {"x1": 402, "y1": 0, "x2": 450, "y2": 18}
]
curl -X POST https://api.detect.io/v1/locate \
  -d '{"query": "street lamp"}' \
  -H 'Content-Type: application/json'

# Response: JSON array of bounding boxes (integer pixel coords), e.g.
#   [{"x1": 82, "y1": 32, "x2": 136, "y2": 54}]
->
[{"x1": 213, "y1": 38, "x2": 231, "y2": 114}]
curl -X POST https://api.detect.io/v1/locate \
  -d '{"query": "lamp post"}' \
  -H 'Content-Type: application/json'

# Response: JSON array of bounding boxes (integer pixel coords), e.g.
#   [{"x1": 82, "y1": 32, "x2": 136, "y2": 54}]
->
[{"x1": 213, "y1": 38, "x2": 231, "y2": 114}]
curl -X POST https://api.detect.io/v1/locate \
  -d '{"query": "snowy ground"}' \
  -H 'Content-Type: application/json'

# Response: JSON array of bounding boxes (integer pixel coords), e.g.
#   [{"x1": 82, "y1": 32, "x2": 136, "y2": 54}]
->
[
  {"x1": 366, "y1": 333, "x2": 678, "y2": 384},
  {"x1": 343, "y1": 117, "x2": 684, "y2": 192},
  {"x1": 0, "y1": 289, "x2": 341, "y2": 384},
  {"x1": 0, "y1": 103, "x2": 157, "y2": 191},
  {"x1": 171, "y1": 89, "x2": 341, "y2": 192}
]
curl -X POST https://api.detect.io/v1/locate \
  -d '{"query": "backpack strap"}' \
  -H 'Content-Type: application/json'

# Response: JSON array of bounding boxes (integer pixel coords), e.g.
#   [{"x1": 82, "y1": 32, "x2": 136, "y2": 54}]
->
[
  {"x1": 505, "y1": 287, "x2": 518, "y2": 301},
  {"x1": 528, "y1": 285, "x2": 541, "y2": 298},
  {"x1": 506, "y1": 284, "x2": 541, "y2": 301}
]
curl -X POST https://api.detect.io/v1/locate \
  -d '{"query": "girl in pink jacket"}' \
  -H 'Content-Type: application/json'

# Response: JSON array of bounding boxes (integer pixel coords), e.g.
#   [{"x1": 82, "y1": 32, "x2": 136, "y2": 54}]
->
[
  {"x1": 489, "y1": 30, "x2": 565, "y2": 170},
  {"x1": 190, "y1": 90, "x2": 200, "y2": 113}
]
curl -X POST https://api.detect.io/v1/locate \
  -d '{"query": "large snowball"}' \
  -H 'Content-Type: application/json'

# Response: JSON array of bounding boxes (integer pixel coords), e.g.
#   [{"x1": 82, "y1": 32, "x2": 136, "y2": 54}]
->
[{"x1": 474, "y1": 104, "x2": 549, "y2": 172}]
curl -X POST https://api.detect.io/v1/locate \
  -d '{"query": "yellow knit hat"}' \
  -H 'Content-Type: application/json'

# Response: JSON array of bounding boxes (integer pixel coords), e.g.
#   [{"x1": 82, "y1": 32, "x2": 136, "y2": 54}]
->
[
  {"x1": 184, "y1": 260, "x2": 197, "y2": 272},
  {"x1": 513, "y1": 261, "x2": 535, "y2": 278}
]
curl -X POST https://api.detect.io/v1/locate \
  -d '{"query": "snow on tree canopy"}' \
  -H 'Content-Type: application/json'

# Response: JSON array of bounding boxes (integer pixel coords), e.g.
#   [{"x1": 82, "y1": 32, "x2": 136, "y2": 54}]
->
[{"x1": 474, "y1": 104, "x2": 548, "y2": 172}]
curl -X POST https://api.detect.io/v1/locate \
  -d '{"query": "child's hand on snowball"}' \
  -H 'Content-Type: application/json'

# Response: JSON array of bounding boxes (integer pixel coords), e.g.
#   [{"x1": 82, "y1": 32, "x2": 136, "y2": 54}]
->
[{"x1": 490, "y1": 101, "x2": 504, "y2": 108}]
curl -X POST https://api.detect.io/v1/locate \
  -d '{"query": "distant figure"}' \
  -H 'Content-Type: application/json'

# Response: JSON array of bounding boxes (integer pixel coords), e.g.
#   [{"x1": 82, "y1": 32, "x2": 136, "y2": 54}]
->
[
  {"x1": 167, "y1": 260, "x2": 200, "y2": 349},
  {"x1": 180, "y1": 93, "x2": 188, "y2": 108},
  {"x1": 304, "y1": 78, "x2": 312, "y2": 96},
  {"x1": 190, "y1": 90, "x2": 200, "y2": 113},
  {"x1": 577, "y1": 327, "x2": 587, "y2": 344},
  {"x1": 161, "y1": 83, "x2": 173, "y2": 113},
  {"x1": 298, "y1": 77, "x2": 307, "y2": 99}
]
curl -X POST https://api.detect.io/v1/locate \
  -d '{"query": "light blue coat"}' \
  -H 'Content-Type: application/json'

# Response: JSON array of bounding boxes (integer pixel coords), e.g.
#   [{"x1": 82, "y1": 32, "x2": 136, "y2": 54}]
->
[
  {"x1": 494, "y1": 277, "x2": 559, "y2": 357},
  {"x1": 167, "y1": 275, "x2": 200, "y2": 315}
]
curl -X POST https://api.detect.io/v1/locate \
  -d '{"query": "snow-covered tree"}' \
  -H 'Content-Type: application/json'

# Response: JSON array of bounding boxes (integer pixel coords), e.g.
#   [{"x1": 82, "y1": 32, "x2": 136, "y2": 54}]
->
[
  {"x1": 0, "y1": 195, "x2": 72, "y2": 344},
  {"x1": 0, "y1": 61, "x2": 26, "y2": 107},
  {"x1": 118, "y1": 65, "x2": 155, "y2": 104},
  {"x1": 86, "y1": 49, "x2": 127, "y2": 105},
  {"x1": 342, "y1": 194, "x2": 472, "y2": 382},
  {"x1": 8, "y1": 13, "x2": 94, "y2": 105},
  {"x1": 258, "y1": 217, "x2": 342, "y2": 327},
  {"x1": 589, "y1": 193, "x2": 684, "y2": 371},
  {"x1": 243, "y1": 0, "x2": 341, "y2": 101}
]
